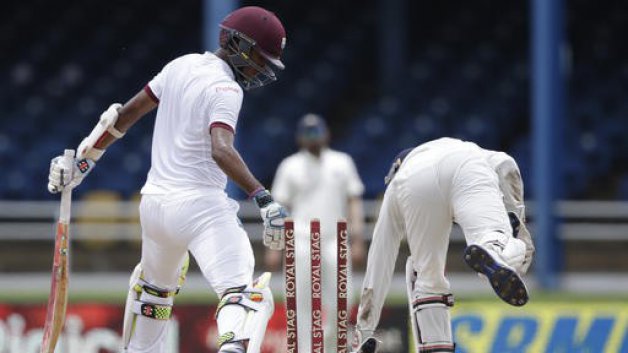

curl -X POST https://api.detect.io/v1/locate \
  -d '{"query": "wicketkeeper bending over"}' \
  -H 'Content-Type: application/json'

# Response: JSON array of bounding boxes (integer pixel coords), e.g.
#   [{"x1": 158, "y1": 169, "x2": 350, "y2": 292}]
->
[
  {"x1": 47, "y1": 6, "x2": 288, "y2": 353},
  {"x1": 352, "y1": 137, "x2": 535, "y2": 353}
]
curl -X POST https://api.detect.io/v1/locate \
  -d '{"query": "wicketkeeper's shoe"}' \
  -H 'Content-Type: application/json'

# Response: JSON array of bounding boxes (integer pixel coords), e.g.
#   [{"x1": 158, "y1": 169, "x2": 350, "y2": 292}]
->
[
  {"x1": 354, "y1": 337, "x2": 379, "y2": 353},
  {"x1": 464, "y1": 244, "x2": 529, "y2": 306}
]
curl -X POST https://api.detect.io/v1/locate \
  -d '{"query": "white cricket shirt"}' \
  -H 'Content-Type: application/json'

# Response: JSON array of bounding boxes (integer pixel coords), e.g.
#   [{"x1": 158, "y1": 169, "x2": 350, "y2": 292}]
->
[
  {"x1": 141, "y1": 52, "x2": 243, "y2": 195},
  {"x1": 271, "y1": 148, "x2": 364, "y2": 234}
]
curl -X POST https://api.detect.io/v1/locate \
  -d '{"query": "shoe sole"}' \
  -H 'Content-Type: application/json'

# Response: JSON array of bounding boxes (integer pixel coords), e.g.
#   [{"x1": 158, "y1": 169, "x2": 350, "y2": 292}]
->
[{"x1": 464, "y1": 245, "x2": 529, "y2": 306}]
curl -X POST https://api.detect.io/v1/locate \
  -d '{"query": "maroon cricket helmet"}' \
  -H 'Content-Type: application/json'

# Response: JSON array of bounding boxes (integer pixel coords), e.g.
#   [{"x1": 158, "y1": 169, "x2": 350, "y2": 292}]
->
[{"x1": 220, "y1": 6, "x2": 286, "y2": 69}]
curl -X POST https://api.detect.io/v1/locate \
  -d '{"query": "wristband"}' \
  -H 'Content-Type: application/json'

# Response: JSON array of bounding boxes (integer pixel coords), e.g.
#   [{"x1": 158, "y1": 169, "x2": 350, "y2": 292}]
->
[
  {"x1": 252, "y1": 189, "x2": 274, "y2": 209},
  {"x1": 248, "y1": 186, "x2": 265, "y2": 199}
]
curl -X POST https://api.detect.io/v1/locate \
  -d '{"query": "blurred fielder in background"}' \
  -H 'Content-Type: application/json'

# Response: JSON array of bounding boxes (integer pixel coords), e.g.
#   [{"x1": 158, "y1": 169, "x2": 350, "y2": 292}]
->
[
  {"x1": 352, "y1": 137, "x2": 535, "y2": 353},
  {"x1": 47, "y1": 6, "x2": 289, "y2": 353},
  {"x1": 267, "y1": 113, "x2": 366, "y2": 352}
]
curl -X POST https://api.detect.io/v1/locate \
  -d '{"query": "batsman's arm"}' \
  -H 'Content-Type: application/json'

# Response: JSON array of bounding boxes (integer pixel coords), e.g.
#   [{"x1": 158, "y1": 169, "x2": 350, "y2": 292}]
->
[
  {"x1": 75, "y1": 89, "x2": 157, "y2": 163},
  {"x1": 48, "y1": 89, "x2": 158, "y2": 194},
  {"x1": 92, "y1": 90, "x2": 158, "y2": 151},
  {"x1": 210, "y1": 126, "x2": 288, "y2": 250},
  {"x1": 210, "y1": 126, "x2": 264, "y2": 195}
]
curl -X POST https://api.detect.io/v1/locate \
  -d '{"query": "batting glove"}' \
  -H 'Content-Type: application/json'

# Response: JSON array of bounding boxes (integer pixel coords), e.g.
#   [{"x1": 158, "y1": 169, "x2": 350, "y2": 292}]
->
[
  {"x1": 253, "y1": 189, "x2": 288, "y2": 250},
  {"x1": 48, "y1": 156, "x2": 95, "y2": 193}
]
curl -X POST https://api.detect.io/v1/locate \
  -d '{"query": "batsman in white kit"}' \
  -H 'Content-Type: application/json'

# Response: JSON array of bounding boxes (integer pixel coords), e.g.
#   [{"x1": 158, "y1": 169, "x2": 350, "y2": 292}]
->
[
  {"x1": 352, "y1": 138, "x2": 535, "y2": 353},
  {"x1": 46, "y1": 6, "x2": 289, "y2": 353}
]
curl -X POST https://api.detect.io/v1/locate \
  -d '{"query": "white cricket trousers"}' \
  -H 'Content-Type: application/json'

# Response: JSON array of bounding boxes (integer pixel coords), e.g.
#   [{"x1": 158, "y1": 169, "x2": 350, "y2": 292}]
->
[
  {"x1": 384, "y1": 147, "x2": 512, "y2": 294},
  {"x1": 139, "y1": 190, "x2": 254, "y2": 296}
]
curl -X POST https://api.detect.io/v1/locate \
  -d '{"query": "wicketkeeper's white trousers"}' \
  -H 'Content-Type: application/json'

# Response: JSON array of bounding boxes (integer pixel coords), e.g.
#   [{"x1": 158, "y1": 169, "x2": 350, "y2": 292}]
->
[{"x1": 359, "y1": 146, "x2": 513, "y2": 330}]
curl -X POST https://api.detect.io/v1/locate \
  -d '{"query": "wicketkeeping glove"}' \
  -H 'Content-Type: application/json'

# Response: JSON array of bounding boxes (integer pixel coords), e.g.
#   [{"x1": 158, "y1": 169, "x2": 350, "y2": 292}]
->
[
  {"x1": 48, "y1": 156, "x2": 96, "y2": 193},
  {"x1": 508, "y1": 211, "x2": 535, "y2": 275},
  {"x1": 253, "y1": 189, "x2": 288, "y2": 250},
  {"x1": 351, "y1": 328, "x2": 380, "y2": 353}
]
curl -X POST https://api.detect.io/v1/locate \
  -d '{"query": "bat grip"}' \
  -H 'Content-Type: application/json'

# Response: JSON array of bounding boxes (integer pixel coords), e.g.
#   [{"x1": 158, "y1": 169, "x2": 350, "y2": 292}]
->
[{"x1": 59, "y1": 149, "x2": 75, "y2": 223}]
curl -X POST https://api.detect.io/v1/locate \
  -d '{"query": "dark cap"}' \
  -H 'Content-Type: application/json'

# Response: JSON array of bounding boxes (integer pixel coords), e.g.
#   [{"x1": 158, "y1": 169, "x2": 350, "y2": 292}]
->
[
  {"x1": 384, "y1": 148, "x2": 414, "y2": 185},
  {"x1": 297, "y1": 114, "x2": 328, "y2": 140},
  {"x1": 220, "y1": 6, "x2": 286, "y2": 69}
]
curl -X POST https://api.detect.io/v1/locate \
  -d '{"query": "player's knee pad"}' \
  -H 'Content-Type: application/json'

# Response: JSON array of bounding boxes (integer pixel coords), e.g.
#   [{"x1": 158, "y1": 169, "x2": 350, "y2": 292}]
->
[
  {"x1": 405, "y1": 258, "x2": 455, "y2": 353},
  {"x1": 410, "y1": 293, "x2": 455, "y2": 352},
  {"x1": 215, "y1": 272, "x2": 274, "y2": 353},
  {"x1": 122, "y1": 259, "x2": 189, "y2": 351}
]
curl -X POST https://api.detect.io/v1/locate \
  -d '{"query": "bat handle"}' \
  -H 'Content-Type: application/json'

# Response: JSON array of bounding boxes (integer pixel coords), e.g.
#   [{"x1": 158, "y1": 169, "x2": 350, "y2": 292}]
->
[
  {"x1": 63, "y1": 149, "x2": 75, "y2": 160},
  {"x1": 59, "y1": 149, "x2": 75, "y2": 223}
]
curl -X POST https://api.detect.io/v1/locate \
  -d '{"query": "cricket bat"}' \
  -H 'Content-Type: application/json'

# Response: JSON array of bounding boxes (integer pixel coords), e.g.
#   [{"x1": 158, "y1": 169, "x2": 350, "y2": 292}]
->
[{"x1": 40, "y1": 149, "x2": 75, "y2": 353}]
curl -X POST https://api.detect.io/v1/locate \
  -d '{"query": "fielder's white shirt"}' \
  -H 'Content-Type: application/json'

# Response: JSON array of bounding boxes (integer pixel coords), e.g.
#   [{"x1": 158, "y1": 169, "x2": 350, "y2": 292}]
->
[
  {"x1": 141, "y1": 52, "x2": 243, "y2": 195},
  {"x1": 272, "y1": 148, "x2": 364, "y2": 233},
  {"x1": 273, "y1": 148, "x2": 363, "y2": 352}
]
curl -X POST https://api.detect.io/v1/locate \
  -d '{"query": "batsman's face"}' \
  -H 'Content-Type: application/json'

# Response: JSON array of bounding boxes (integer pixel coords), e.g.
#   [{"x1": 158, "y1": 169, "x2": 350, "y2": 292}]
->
[{"x1": 243, "y1": 49, "x2": 271, "y2": 77}]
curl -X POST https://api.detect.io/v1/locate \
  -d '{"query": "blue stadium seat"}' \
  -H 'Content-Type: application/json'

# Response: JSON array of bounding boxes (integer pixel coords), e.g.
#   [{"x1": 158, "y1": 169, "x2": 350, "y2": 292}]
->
[{"x1": 1, "y1": 0, "x2": 626, "y2": 200}]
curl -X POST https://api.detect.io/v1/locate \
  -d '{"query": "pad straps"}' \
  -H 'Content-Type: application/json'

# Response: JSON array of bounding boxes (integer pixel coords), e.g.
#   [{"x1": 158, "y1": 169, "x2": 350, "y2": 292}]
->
[
  {"x1": 132, "y1": 301, "x2": 173, "y2": 320},
  {"x1": 130, "y1": 278, "x2": 178, "y2": 321},
  {"x1": 419, "y1": 343, "x2": 456, "y2": 353},
  {"x1": 133, "y1": 278, "x2": 180, "y2": 298},
  {"x1": 412, "y1": 294, "x2": 455, "y2": 309},
  {"x1": 412, "y1": 294, "x2": 456, "y2": 352},
  {"x1": 215, "y1": 288, "x2": 266, "y2": 318}
]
